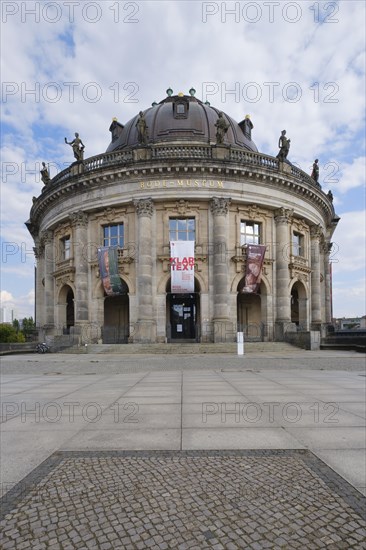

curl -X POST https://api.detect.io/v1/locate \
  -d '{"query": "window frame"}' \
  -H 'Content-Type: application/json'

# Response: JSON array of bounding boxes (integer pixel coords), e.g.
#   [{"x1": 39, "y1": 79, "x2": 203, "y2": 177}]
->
[
  {"x1": 60, "y1": 235, "x2": 71, "y2": 261},
  {"x1": 292, "y1": 231, "x2": 304, "y2": 257},
  {"x1": 240, "y1": 220, "x2": 261, "y2": 246},
  {"x1": 169, "y1": 218, "x2": 196, "y2": 242},
  {"x1": 103, "y1": 223, "x2": 124, "y2": 248},
  {"x1": 173, "y1": 99, "x2": 189, "y2": 119}
]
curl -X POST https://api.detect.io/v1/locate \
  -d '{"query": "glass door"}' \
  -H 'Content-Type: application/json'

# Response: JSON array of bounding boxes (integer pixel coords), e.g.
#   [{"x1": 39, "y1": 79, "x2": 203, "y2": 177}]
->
[{"x1": 170, "y1": 294, "x2": 196, "y2": 340}]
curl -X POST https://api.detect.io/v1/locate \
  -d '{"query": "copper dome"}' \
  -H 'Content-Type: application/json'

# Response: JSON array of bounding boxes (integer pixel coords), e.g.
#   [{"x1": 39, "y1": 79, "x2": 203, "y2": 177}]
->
[{"x1": 106, "y1": 93, "x2": 257, "y2": 152}]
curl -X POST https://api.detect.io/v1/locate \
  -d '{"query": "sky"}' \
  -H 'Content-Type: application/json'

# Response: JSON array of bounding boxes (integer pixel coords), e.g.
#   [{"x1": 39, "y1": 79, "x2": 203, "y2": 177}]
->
[{"x1": 0, "y1": 0, "x2": 365, "y2": 320}]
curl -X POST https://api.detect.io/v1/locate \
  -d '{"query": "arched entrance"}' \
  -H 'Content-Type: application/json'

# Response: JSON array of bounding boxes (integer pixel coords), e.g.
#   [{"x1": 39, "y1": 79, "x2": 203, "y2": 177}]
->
[
  {"x1": 103, "y1": 280, "x2": 130, "y2": 344},
  {"x1": 58, "y1": 285, "x2": 75, "y2": 334},
  {"x1": 166, "y1": 278, "x2": 200, "y2": 342},
  {"x1": 291, "y1": 280, "x2": 308, "y2": 329},
  {"x1": 237, "y1": 279, "x2": 263, "y2": 341}
]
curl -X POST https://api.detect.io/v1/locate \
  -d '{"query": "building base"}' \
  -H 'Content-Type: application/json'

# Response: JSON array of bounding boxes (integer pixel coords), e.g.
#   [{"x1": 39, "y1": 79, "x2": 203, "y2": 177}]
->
[
  {"x1": 275, "y1": 321, "x2": 297, "y2": 341},
  {"x1": 213, "y1": 319, "x2": 235, "y2": 343},
  {"x1": 131, "y1": 320, "x2": 157, "y2": 343}
]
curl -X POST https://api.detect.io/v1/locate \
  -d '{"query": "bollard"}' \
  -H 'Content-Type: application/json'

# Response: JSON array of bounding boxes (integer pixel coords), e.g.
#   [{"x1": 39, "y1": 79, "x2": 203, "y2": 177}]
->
[{"x1": 237, "y1": 331, "x2": 244, "y2": 355}]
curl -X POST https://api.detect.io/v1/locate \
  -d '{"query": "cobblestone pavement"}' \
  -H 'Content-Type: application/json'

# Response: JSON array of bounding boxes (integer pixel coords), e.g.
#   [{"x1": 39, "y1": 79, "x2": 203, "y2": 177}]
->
[{"x1": 1, "y1": 451, "x2": 365, "y2": 549}]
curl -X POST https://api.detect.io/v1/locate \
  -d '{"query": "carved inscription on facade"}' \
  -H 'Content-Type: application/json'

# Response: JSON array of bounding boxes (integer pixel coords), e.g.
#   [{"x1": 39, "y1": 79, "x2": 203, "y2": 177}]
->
[{"x1": 140, "y1": 179, "x2": 224, "y2": 189}]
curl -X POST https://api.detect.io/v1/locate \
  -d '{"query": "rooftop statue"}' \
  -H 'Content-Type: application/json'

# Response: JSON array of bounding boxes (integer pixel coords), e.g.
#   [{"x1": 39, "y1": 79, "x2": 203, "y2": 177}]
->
[
  {"x1": 65, "y1": 132, "x2": 85, "y2": 162},
  {"x1": 311, "y1": 159, "x2": 319, "y2": 183},
  {"x1": 243, "y1": 115, "x2": 253, "y2": 138},
  {"x1": 215, "y1": 112, "x2": 229, "y2": 144},
  {"x1": 136, "y1": 111, "x2": 148, "y2": 145},
  {"x1": 40, "y1": 162, "x2": 50, "y2": 185},
  {"x1": 276, "y1": 130, "x2": 290, "y2": 161}
]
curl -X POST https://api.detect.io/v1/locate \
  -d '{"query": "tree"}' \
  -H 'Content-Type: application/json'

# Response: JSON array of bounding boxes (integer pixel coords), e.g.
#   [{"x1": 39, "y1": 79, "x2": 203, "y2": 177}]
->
[
  {"x1": 0, "y1": 324, "x2": 25, "y2": 343},
  {"x1": 22, "y1": 317, "x2": 36, "y2": 337}
]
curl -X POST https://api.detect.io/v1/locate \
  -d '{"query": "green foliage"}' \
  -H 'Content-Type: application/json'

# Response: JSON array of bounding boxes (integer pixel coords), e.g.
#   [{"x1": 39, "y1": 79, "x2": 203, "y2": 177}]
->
[
  {"x1": 0, "y1": 324, "x2": 26, "y2": 343},
  {"x1": 11, "y1": 317, "x2": 36, "y2": 340},
  {"x1": 21, "y1": 317, "x2": 36, "y2": 335}
]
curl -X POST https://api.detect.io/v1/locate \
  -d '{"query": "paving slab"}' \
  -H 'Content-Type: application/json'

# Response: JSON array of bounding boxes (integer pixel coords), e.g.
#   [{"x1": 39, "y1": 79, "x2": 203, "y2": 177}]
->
[
  {"x1": 315, "y1": 449, "x2": 366, "y2": 496},
  {"x1": 61, "y1": 429, "x2": 181, "y2": 450},
  {"x1": 285, "y1": 426, "x2": 366, "y2": 450},
  {"x1": 182, "y1": 427, "x2": 304, "y2": 450}
]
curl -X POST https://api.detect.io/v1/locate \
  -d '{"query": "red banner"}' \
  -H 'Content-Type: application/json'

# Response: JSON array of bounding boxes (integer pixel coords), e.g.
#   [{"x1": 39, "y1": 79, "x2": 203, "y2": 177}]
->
[
  {"x1": 242, "y1": 244, "x2": 266, "y2": 293},
  {"x1": 170, "y1": 241, "x2": 195, "y2": 293}
]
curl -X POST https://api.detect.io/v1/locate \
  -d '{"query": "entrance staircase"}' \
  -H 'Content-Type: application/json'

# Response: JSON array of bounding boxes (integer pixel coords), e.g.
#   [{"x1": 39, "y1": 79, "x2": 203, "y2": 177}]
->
[{"x1": 62, "y1": 342, "x2": 300, "y2": 354}]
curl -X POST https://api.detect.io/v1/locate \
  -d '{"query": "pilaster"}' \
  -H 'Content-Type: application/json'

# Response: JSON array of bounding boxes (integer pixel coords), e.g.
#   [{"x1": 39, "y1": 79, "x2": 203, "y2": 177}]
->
[
  {"x1": 69, "y1": 211, "x2": 89, "y2": 327},
  {"x1": 323, "y1": 241, "x2": 333, "y2": 323},
  {"x1": 310, "y1": 225, "x2": 322, "y2": 330},
  {"x1": 210, "y1": 197, "x2": 234, "y2": 342},
  {"x1": 274, "y1": 208, "x2": 295, "y2": 339},
  {"x1": 43, "y1": 230, "x2": 55, "y2": 332},
  {"x1": 133, "y1": 198, "x2": 156, "y2": 342}
]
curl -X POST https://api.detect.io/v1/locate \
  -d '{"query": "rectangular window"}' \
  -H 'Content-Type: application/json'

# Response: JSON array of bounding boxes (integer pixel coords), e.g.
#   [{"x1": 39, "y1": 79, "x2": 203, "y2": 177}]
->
[
  {"x1": 169, "y1": 218, "x2": 195, "y2": 241},
  {"x1": 292, "y1": 232, "x2": 304, "y2": 256},
  {"x1": 240, "y1": 221, "x2": 260, "y2": 245},
  {"x1": 60, "y1": 236, "x2": 71, "y2": 260},
  {"x1": 103, "y1": 224, "x2": 124, "y2": 247}
]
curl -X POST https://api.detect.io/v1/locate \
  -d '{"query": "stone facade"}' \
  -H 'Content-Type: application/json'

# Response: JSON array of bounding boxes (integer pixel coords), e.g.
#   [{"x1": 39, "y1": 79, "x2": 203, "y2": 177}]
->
[{"x1": 26, "y1": 93, "x2": 339, "y2": 345}]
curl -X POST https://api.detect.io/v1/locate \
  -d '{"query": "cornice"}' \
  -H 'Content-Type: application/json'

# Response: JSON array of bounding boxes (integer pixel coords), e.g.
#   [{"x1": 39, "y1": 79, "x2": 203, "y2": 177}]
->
[{"x1": 28, "y1": 147, "x2": 337, "y2": 231}]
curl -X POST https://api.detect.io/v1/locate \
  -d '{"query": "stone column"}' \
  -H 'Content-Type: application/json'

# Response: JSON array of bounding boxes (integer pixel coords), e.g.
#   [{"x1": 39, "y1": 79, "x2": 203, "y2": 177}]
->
[
  {"x1": 274, "y1": 208, "x2": 294, "y2": 339},
  {"x1": 324, "y1": 241, "x2": 333, "y2": 323},
  {"x1": 310, "y1": 225, "x2": 322, "y2": 330},
  {"x1": 69, "y1": 211, "x2": 89, "y2": 341},
  {"x1": 210, "y1": 197, "x2": 233, "y2": 343},
  {"x1": 43, "y1": 230, "x2": 55, "y2": 333},
  {"x1": 33, "y1": 239, "x2": 45, "y2": 331},
  {"x1": 33, "y1": 238, "x2": 44, "y2": 328},
  {"x1": 133, "y1": 198, "x2": 156, "y2": 343}
]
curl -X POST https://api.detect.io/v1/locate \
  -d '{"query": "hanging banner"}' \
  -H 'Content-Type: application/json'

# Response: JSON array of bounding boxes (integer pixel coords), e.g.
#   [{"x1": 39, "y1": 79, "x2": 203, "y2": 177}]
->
[
  {"x1": 98, "y1": 246, "x2": 124, "y2": 296},
  {"x1": 170, "y1": 241, "x2": 195, "y2": 293},
  {"x1": 242, "y1": 244, "x2": 266, "y2": 293}
]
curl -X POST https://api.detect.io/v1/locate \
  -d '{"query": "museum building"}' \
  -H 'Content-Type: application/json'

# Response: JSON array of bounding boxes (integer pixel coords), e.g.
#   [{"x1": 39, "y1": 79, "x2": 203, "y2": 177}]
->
[{"x1": 26, "y1": 89, "x2": 339, "y2": 345}]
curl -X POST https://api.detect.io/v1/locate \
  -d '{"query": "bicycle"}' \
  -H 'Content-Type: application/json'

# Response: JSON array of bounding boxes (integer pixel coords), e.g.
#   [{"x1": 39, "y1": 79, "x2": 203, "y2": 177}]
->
[{"x1": 36, "y1": 342, "x2": 50, "y2": 353}]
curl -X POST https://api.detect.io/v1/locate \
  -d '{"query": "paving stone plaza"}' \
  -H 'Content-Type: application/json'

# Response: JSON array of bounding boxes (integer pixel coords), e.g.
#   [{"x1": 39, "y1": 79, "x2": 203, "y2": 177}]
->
[{"x1": 1, "y1": 349, "x2": 365, "y2": 549}]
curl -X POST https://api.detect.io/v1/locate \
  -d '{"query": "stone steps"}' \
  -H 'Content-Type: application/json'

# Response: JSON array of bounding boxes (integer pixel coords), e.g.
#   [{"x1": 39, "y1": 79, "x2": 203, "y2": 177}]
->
[{"x1": 62, "y1": 342, "x2": 300, "y2": 354}]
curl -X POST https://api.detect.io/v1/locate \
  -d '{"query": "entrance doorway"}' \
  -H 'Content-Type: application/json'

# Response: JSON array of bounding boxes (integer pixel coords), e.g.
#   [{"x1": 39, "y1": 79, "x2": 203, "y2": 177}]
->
[
  {"x1": 66, "y1": 287, "x2": 75, "y2": 333},
  {"x1": 291, "y1": 281, "x2": 308, "y2": 329},
  {"x1": 237, "y1": 278, "x2": 263, "y2": 341},
  {"x1": 58, "y1": 284, "x2": 74, "y2": 335},
  {"x1": 170, "y1": 294, "x2": 197, "y2": 339},
  {"x1": 166, "y1": 279, "x2": 200, "y2": 342},
  {"x1": 103, "y1": 280, "x2": 129, "y2": 343}
]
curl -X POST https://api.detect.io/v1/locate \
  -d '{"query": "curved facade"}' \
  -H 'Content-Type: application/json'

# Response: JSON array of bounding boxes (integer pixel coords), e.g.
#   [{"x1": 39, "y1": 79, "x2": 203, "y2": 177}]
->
[{"x1": 26, "y1": 91, "x2": 339, "y2": 345}]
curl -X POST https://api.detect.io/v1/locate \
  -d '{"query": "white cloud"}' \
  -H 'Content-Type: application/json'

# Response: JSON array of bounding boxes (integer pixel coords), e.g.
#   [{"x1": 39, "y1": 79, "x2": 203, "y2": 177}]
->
[
  {"x1": 0, "y1": 289, "x2": 34, "y2": 320},
  {"x1": 335, "y1": 157, "x2": 366, "y2": 193},
  {"x1": 332, "y1": 279, "x2": 366, "y2": 318},
  {"x1": 1, "y1": 0, "x2": 365, "y2": 318},
  {"x1": 0, "y1": 290, "x2": 14, "y2": 303},
  {"x1": 332, "y1": 210, "x2": 366, "y2": 274}
]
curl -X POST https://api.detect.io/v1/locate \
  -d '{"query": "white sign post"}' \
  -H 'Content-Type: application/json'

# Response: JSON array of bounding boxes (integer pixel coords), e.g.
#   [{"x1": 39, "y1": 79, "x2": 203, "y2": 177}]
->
[{"x1": 237, "y1": 331, "x2": 244, "y2": 355}]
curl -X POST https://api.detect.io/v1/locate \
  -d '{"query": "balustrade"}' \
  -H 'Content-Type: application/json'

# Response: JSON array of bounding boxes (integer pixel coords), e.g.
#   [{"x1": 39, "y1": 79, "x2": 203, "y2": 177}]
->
[{"x1": 45, "y1": 145, "x2": 322, "y2": 193}]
